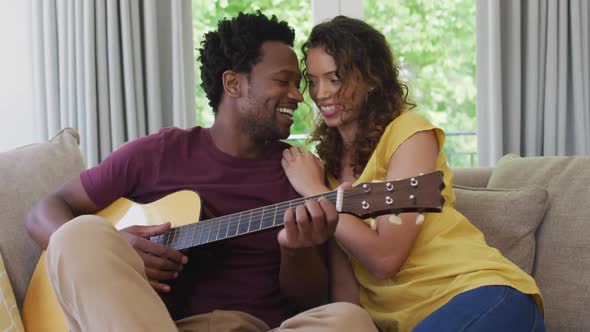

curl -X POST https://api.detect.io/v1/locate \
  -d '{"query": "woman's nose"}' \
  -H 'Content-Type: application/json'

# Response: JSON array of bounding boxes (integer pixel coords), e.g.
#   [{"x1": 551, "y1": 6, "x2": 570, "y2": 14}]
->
[{"x1": 316, "y1": 82, "x2": 330, "y2": 100}]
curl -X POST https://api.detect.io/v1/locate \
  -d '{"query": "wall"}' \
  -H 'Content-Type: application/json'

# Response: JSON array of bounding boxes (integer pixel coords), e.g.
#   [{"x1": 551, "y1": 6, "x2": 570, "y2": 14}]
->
[{"x1": 0, "y1": 0, "x2": 35, "y2": 152}]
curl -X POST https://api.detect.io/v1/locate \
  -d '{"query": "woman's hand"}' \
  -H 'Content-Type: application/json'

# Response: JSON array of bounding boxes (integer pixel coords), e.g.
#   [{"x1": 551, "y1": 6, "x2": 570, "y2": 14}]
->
[{"x1": 281, "y1": 146, "x2": 329, "y2": 197}]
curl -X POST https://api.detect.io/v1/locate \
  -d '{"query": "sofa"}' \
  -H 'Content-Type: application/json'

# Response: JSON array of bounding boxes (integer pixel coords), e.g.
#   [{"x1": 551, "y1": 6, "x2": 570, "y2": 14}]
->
[{"x1": 0, "y1": 128, "x2": 588, "y2": 331}]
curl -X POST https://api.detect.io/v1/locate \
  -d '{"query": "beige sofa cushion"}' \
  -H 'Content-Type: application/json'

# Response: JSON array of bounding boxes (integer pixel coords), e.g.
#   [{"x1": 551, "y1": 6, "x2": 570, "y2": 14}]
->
[
  {"x1": 488, "y1": 154, "x2": 590, "y2": 332},
  {"x1": 453, "y1": 185, "x2": 548, "y2": 274},
  {"x1": 0, "y1": 128, "x2": 85, "y2": 308}
]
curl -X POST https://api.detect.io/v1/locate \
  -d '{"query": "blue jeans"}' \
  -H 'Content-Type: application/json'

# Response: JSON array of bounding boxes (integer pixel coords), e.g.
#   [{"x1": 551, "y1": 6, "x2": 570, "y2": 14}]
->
[{"x1": 413, "y1": 286, "x2": 545, "y2": 332}]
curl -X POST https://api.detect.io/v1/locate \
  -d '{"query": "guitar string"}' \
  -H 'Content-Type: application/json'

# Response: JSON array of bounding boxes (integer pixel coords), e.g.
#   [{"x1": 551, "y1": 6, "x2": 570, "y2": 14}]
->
[
  {"x1": 155, "y1": 191, "x2": 340, "y2": 248},
  {"x1": 154, "y1": 185, "x2": 430, "y2": 249},
  {"x1": 154, "y1": 185, "x2": 433, "y2": 249},
  {"x1": 156, "y1": 177, "x2": 434, "y2": 244}
]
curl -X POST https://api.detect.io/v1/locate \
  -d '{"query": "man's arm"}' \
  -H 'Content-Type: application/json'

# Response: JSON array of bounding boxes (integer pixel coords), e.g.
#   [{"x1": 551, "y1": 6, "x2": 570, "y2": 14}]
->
[
  {"x1": 26, "y1": 176, "x2": 100, "y2": 249},
  {"x1": 279, "y1": 244, "x2": 329, "y2": 311},
  {"x1": 278, "y1": 198, "x2": 338, "y2": 310},
  {"x1": 26, "y1": 176, "x2": 187, "y2": 293}
]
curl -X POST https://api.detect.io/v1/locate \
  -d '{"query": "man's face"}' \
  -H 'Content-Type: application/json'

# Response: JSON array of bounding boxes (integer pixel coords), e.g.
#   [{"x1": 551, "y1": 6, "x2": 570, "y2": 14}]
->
[{"x1": 237, "y1": 41, "x2": 303, "y2": 143}]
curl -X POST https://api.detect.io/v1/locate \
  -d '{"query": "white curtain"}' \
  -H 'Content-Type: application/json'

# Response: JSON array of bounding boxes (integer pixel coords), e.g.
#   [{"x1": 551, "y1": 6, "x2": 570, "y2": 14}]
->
[
  {"x1": 476, "y1": 0, "x2": 590, "y2": 166},
  {"x1": 31, "y1": 0, "x2": 196, "y2": 167}
]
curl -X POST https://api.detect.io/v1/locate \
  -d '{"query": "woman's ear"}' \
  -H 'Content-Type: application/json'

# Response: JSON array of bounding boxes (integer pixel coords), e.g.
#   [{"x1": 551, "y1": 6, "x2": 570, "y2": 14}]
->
[{"x1": 222, "y1": 70, "x2": 241, "y2": 97}]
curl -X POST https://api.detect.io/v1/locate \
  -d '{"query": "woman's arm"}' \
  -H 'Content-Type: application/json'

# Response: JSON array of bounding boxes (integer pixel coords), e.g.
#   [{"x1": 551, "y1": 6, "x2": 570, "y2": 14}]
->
[{"x1": 335, "y1": 130, "x2": 439, "y2": 279}]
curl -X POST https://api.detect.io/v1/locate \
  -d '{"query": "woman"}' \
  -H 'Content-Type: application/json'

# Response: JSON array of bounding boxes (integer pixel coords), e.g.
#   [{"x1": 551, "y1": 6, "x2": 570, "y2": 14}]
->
[{"x1": 281, "y1": 16, "x2": 545, "y2": 332}]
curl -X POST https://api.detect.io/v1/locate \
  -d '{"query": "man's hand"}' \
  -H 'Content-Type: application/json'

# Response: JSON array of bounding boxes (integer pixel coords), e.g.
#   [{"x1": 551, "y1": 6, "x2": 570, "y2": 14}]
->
[
  {"x1": 120, "y1": 222, "x2": 188, "y2": 293},
  {"x1": 278, "y1": 198, "x2": 339, "y2": 249}
]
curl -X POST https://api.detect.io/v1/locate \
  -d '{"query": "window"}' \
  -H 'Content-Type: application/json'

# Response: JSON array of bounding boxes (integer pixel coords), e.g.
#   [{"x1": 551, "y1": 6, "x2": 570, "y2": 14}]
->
[
  {"x1": 192, "y1": 0, "x2": 477, "y2": 166},
  {"x1": 365, "y1": 0, "x2": 477, "y2": 166}
]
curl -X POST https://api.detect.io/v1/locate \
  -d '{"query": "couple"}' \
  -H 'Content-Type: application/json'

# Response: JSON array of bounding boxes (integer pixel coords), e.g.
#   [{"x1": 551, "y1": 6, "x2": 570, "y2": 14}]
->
[{"x1": 27, "y1": 12, "x2": 544, "y2": 332}]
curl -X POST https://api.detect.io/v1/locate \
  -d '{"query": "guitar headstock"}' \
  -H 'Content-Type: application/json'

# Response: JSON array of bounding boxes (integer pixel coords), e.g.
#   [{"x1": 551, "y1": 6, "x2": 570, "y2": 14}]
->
[{"x1": 340, "y1": 171, "x2": 445, "y2": 219}]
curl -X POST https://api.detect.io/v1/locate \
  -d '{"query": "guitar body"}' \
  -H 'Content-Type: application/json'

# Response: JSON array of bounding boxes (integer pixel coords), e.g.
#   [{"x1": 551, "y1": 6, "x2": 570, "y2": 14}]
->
[{"x1": 21, "y1": 190, "x2": 202, "y2": 332}]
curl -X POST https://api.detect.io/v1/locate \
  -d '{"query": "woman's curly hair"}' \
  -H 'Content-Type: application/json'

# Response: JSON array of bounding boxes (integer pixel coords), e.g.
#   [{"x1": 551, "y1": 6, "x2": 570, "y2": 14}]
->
[
  {"x1": 199, "y1": 12, "x2": 295, "y2": 112},
  {"x1": 302, "y1": 16, "x2": 415, "y2": 178}
]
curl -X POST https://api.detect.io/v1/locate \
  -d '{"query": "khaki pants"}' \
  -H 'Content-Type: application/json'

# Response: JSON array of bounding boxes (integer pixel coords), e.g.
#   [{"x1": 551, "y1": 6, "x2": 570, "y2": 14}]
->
[{"x1": 47, "y1": 216, "x2": 377, "y2": 332}]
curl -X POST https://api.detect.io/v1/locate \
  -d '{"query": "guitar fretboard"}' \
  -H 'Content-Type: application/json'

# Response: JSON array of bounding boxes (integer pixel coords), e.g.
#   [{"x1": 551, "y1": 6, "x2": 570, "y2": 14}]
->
[{"x1": 150, "y1": 191, "x2": 339, "y2": 250}]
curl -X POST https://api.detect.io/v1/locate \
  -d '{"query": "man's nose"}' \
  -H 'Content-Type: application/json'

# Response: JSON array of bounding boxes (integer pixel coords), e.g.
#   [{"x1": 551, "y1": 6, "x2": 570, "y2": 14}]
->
[{"x1": 289, "y1": 86, "x2": 304, "y2": 102}]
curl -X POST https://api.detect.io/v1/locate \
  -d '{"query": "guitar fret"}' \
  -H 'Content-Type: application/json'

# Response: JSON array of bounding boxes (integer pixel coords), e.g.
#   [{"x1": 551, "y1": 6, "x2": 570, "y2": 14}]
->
[
  {"x1": 176, "y1": 229, "x2": 184, "y2": 250},
  {"x1": 152, "y1": 234, "x2": 160, "y2": 245},
  {"x1": 198, "y1": 221, "x2": 207, "y2": 245},
  {"x1": 250, "y1": 208, "x2": 261, "y2": 232},
  {"x1": 261, "y1": 205, "x2": 274, "y2": 228},
  {"x1": 224, "y1": 215, "x2": 230, "y2": 238},
  {"x1": 170, "y1": 228, "x2": 177, "y2": 249},
  {"x1": 235, "y1": 211, "x2": 245, "y2": 235},
  {"x1": 189, "y1": 223, "x2": 197, "y2": 249},
  {"x1": 179, "y1": 227, "x2": 187, "y2": 249},
  {"x1": 218, "y1": 215, "x2": 229, "y2": 241},
  {"x1": 228, "y1": 214, "x2": 238, "y2": 238},
  {"x1": 163, "y1": 232, "x2": 171, "y2": 247},
  {"x1": 247, "y1": 210, "x2": 252, "y2": 233},
  {"x1": 208, "y1": 220, "x2": 218, "y2": 243}
]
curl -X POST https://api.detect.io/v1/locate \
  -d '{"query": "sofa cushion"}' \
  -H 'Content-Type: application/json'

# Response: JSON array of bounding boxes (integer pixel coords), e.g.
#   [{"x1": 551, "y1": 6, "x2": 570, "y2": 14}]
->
[
  {"x1": 488, "y1": 154, "x2": 590, "y2": 332},
  {"x1": 453, "y1": 185, "x2": 548, "y2": 274},
  {"x1": 0, "y1": 251, "x2": 24, "y2": 331},
  {"x1": 0, "y1": 128, "x2": 85, "y2": 308}
]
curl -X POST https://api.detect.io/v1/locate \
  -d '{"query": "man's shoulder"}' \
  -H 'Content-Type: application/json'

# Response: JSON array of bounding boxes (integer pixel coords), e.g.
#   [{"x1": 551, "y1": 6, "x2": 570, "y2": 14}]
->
[
  {"x1": 151, "y1": 126, "x2": 203, "y2": 142},
  {"x1": 124, "y1": 126, "x2": 202, "y2": 149}
]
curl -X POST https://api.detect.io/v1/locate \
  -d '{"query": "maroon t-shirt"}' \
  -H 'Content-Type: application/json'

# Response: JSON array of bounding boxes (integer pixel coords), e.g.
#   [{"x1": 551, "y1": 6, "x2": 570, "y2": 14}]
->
[{"x1": 80, "y1": 127, "x2": 300, "y2": 327}]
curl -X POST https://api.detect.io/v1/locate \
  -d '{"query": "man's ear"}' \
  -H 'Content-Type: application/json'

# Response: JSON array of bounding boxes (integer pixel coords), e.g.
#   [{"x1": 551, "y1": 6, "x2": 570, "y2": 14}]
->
[{"x1": 222, "y1": 70, "x2": 241, "y2": 97}]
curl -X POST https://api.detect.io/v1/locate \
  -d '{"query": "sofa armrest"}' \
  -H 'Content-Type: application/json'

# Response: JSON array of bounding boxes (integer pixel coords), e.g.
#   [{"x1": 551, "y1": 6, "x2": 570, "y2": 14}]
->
[{"x1": 452, "y1": 167, "x2": 494, "y2": 188}]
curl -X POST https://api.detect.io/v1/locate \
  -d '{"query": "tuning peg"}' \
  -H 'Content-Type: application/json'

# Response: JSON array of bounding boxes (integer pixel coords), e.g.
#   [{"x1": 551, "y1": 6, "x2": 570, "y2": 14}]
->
[
  {"x1": 361, "y1": 200, "x2": 370, "y2": 210},
  {"x1": 415, "y1": 214, "x2": 425, "y2": 225},
  {"x1": 370, "y1": 218, "x2": 377, "y2": 230},
  {"x1": 410, "y1": 177, "x2": 418, "y2": 187},
  {"x1": 385, "y1": 196, "x2": 393, "y2": 205},
  {"x1": 386, "y1": 182, "x2": 394, "y2": 192},
  {"x1": 388, "y1": 215, "x2": 402, "y2": 225}
]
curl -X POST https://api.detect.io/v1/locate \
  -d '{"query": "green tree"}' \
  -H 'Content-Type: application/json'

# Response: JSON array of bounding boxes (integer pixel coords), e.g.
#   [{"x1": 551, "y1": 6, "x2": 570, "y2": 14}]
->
[{"x1": 365, "y1": 0, "x2": 477, "y2": 166}]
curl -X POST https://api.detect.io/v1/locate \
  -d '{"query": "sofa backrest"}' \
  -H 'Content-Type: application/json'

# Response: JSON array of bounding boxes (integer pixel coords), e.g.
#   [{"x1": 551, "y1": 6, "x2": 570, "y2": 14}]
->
[
  {"x1": 0, "y1": 128, "x2": 85, "y2": 308},
  {"x1": 486, "y1": 154, "x2": 590, "y2": 332}
]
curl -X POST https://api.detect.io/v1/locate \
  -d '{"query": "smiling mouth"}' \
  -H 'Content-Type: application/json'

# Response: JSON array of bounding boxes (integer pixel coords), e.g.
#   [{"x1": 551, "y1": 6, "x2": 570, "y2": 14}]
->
[
  {"x1": 319, "y1": 105, "x2": 338, "y2": 116},
  {"x1": 320, "y1": 105, "x2": 335, "y2": 112},
  {"x1": 277, "y1": 107, "x2": 294, "y2": 118}
]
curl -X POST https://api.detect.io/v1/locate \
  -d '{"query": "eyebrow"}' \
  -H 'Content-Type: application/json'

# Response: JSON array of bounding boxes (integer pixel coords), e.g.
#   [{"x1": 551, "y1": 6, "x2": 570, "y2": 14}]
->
[
  {"x1": 306, "y1": 70, "x2": 337, "y2": 78},
  {"x1": 273, "y1": 69, "x2": 302, "y2": 81},
  {"x1": 273, "y1": 69, "x2": 301, "y2": 76}
]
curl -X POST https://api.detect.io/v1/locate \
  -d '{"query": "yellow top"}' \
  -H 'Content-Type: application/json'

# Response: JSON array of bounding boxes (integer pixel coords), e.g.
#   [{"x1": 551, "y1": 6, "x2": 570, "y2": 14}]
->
[{"x1": 333, "y1": 111, "x2": 543, "y2": 332}]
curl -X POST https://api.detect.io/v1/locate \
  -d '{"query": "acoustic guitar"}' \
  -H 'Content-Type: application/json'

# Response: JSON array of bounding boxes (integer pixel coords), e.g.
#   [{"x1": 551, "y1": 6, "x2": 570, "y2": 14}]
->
[{"x1": 21, "y1": 171, "x2": 445, "y2": 332}]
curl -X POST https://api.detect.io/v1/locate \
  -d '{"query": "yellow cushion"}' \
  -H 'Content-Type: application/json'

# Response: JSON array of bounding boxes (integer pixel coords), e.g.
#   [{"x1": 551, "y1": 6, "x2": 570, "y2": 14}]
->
[{"x1": 0, "y1": 251, "x2": 25, "y2": 332}]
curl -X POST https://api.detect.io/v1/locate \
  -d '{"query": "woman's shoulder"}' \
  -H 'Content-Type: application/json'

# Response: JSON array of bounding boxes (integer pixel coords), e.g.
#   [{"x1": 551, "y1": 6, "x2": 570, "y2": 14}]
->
[
  {"x1": 388, "y1": 111, "x2": 435, "y2": 131},
  {"x1": 381, "y1": 111, "x2": 439, "y2": 143}
]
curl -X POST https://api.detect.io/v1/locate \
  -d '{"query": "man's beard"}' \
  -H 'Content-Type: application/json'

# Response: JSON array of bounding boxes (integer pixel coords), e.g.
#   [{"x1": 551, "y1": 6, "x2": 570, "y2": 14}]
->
[{"x1": 239, "y1": 110, "x2": 288, "y2": 144}]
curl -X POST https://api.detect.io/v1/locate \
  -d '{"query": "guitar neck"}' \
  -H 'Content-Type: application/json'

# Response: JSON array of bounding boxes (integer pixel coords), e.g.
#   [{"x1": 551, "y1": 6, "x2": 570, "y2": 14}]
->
[{"x1": 150, "y1": 191, "x2": 340, "y2": 251}]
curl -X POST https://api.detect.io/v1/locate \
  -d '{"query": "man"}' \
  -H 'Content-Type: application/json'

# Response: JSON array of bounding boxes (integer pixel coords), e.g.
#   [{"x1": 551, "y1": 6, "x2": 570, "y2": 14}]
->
[{"x1": 26, "y1": 12, "x2": 377, "y2": 332}]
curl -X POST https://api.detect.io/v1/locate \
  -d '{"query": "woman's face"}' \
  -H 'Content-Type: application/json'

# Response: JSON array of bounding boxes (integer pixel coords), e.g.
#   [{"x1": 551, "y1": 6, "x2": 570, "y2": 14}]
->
[{"x1": 305, "y1": 47, "x2": 369, "y2": 129}]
